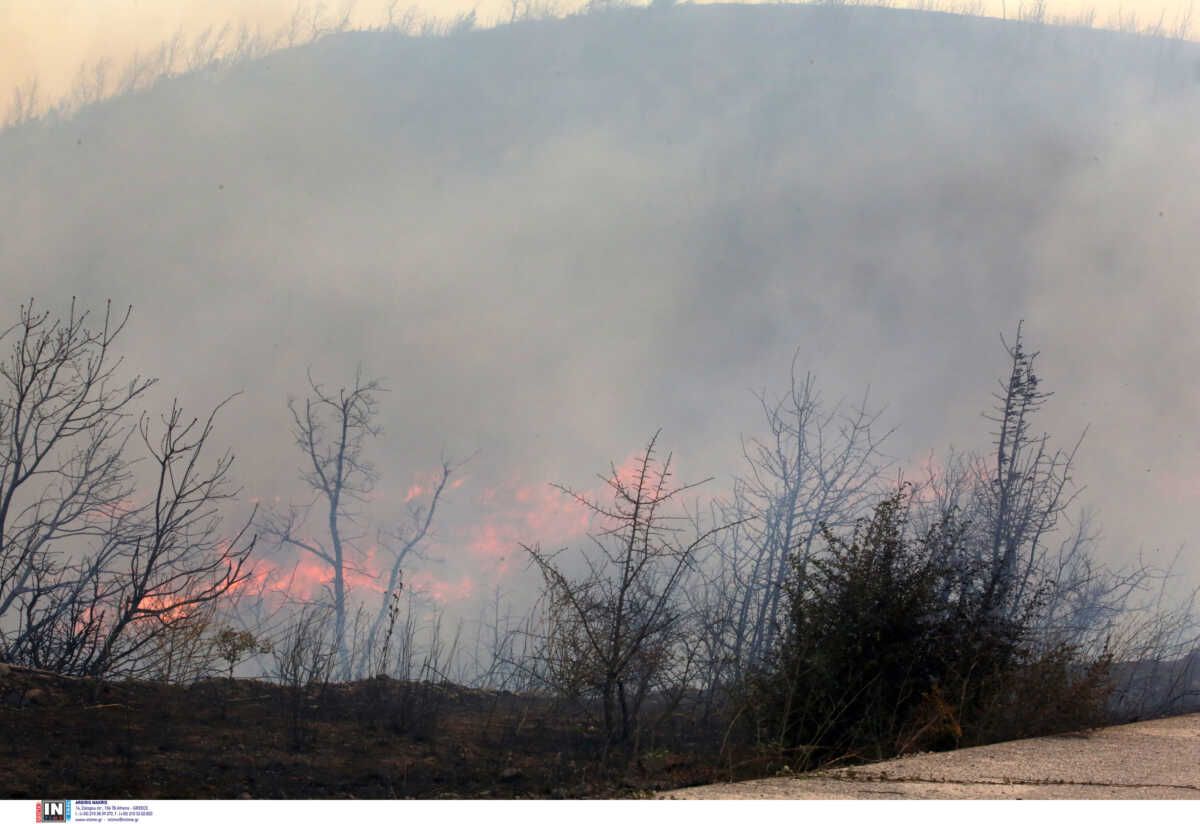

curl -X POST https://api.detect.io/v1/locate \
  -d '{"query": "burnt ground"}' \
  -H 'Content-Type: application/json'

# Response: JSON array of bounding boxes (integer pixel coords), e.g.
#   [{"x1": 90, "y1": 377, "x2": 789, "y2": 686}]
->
[{"x1": 0, "y1": 665, "x2": 752, "y2": 799}]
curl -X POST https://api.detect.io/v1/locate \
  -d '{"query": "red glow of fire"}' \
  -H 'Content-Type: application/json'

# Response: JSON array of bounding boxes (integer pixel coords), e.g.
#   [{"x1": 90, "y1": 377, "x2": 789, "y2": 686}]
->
[
  {"x1": 136, "y1": 592, "x2": 194, "y2": 623},
  {"x1": 611, "y1": 450, "x2": 652, "y2": 491},
  {"x1": 237, "y1": 544, "x2": 392, "y2": 604},
  {"x1": 74, "y1": 591, "x2": 199, "y2": 635},
  {"x1": 407, "y1": 570, "x2": 475, "y2": 602},
  {"x1": 897, "y1": 450, "x2": 993, "y2": 504},
  {"x1": 399, "y1": 468, "x2": 464, "y2": 505},
  {"x1": 249, "y1": 451, "x2": 695, "y2": 608},
  {"x1": 458, "y1": 475, "x2": 594, "y2": 566}
]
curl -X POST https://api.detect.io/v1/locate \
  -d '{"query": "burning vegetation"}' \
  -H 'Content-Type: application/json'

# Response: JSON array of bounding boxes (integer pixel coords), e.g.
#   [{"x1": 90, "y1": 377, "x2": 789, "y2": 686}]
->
[{"x1": 1, "y1": 298, "x2": 1197, "y2": 798}]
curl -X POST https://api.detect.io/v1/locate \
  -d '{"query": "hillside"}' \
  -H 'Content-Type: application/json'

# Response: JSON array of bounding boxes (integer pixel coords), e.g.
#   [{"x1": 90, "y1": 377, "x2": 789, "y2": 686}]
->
[
  {"x1": 4, "y1": 6, "x2": 1200, "y2": 796},
  {"x1": 2, "y1": 2, "x2": 1199, "y2": 647}
]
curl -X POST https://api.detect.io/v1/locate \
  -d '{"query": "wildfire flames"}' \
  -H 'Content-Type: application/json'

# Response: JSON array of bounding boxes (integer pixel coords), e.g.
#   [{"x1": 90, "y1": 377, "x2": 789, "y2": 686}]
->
[{"x1": 239, "y1": 460, "x2": 656, "y2": 611}]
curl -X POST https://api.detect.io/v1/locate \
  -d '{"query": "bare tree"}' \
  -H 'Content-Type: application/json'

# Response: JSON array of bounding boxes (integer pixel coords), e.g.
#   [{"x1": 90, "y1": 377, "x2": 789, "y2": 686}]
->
[
  {"x1": 0, "y1": 300, "x2": 256, "y2": 677},
  {"x1": 4, "y1": 77, "x2": 40, "y2": 128},
  {"x1": 522, "y1": 430, "x2": 726, "y2": 751},
  {"x1": 74, "y1": 399, "x2": 256, "y2": 677},
  {"x1": 262, "y1": 368, "x2": 382, "y2": 677},
  {"x1": 378, "y1": 1, "x2": 419, "y2": 33},
  {"x1": 976, "y1": 321, "x2": 1085, "y2": 618},
  {"x1": 700, "y1": 358, "x2": 894, "y2": 687},
  {"x1": 909, "y1": 323, "x2": 1174, "y2": 657},
  {"x1": 5, "y1": 400, "x2": 257, "y2": 677},
  {"x1": 357, "y1": 453, "x2": 461, "y2": 678},
  {"x1": 68, "y1": 60, "x2": 112, "y2": 112},
  {"x1": 896, "y1": 324, "x2": 1200, "y2": 722},
  {"x1": 263, "y1": 368, "x2": 458, "y2": 680},
  {"x1": 0, "y1": 299, "x2": 154, "y2": 659}
]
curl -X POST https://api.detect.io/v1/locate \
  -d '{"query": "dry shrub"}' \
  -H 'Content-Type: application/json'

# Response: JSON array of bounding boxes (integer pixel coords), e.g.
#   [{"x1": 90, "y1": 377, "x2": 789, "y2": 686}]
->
[
  {"x1": 961, "y1": 643, "x2": 1114, "y2": 744},
  {"x1": 272, "y1": 606, "x2": 337, "y2": 751}
]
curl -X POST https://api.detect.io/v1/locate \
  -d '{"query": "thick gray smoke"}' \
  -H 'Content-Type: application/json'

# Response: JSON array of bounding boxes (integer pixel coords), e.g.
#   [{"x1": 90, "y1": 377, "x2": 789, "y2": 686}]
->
[{"x1": 2, "y1": 4, "x2": 1198, "y2": 617}]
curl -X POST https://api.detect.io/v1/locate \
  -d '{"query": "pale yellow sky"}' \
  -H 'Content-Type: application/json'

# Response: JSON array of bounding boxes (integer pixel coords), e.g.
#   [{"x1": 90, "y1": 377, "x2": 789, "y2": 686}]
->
[{"x1": 1, "y1": 0, "x2": 1196, "y2": 116}]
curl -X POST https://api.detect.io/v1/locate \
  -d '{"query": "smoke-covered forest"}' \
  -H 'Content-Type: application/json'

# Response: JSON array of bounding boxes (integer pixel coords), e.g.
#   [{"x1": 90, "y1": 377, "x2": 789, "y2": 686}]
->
[{"x1": 2, "y1": 0, "x2": 1200, "y2": 798}]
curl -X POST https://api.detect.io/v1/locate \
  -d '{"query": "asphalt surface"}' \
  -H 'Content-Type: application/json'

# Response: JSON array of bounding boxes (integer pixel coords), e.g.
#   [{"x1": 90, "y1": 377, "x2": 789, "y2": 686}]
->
[{"x1": 659, "y1": 713, "x2": 1200, "y2": 799}]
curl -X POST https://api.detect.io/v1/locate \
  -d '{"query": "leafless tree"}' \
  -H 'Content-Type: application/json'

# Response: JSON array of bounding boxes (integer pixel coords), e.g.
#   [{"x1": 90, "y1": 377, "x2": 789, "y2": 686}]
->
[
  {"x1": 522, "y1": 430, "x2": 726, "y2": 750},
  {"x1": 357, "y1": 453, "x2": 461, "y2": 678},
  {"x1": 378, "y1": 2, "x2": 419, "y2": 33},
  {"x1": 261, "y1": 368, "x2": 382, "y2": 677},
  {"x1": 5, "y1": 400, "x2": 256, "y2": 677},
  {"x1": 975, "y1": 321, "x2": 1085, "y2": 618},
  {"x1": 77, "y1": 399, "x2": 256, "y2": 677},
  {"x1": 911, "y1": 325, "x2": 1110, "y2": 642},
  {"x1": 895, "y1": 323, "x2": 1200, "y2": 722},
  {"x1": 0, "y1": 300, "x2": 153, "y2": 657},
  {"x1": 0, "y1": 300, "x2": 256, "y2": 677},
  {"x1": 699, "y1": 358, "x2": 895, "y2": 687},
  {"x1": 4, "y1": 77, "x2": 40, "y2": 128},
  {"x1": 263, "y1": 368, "x2": 457, "y2": 680},
  {"x1": 907, "y1": 322, "x2": 1193, "y2": 672},
  {"x1": 68, "y1": 60, "x2": 112, "y2": 112}
]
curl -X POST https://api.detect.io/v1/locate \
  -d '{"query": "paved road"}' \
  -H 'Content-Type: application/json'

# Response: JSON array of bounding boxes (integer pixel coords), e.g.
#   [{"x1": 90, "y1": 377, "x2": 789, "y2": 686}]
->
[{"x1": 659, "y1": 713, "x2": 1200, "y2": 799}]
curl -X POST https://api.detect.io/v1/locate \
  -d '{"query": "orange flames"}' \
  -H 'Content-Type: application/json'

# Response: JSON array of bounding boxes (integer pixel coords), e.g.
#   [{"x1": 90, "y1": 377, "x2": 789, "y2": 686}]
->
[
  {"x1": 135, "y1": 592, "x2": 195, "y2": 623},
  {"x1": 407, "y1": 570, "x2": 475, "y2": 602},
  {"x1": 245, "y1": 469, "x2": 593, "y2": 606},
  {"x1": 248, "y1": 454, "x2": 694, "y2": 610}
]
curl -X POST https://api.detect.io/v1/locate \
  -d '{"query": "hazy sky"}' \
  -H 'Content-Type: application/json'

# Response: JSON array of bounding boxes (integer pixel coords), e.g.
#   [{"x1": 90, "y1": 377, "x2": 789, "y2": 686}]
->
[{"x1": 3, "y1": 0, "x2": 1197, "y2": 112}]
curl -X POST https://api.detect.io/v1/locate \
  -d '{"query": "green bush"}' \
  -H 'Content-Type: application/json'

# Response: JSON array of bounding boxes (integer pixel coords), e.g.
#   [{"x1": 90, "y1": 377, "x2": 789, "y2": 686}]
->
[{"x1": 742, "y1": 489, "x2": 1111, "y2": 769}]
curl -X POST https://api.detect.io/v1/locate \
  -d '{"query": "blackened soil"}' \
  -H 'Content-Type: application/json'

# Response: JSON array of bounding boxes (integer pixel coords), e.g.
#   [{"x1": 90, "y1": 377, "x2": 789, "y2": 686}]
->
[{"x1": 0, "y1": 666, "x2": 747, "y2": 799}]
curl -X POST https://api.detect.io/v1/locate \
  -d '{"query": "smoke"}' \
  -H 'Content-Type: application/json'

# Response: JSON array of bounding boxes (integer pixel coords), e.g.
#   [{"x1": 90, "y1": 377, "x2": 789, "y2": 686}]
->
[{"x1": 2, "y1": 4, "x2": 1198, "y2": 632}]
